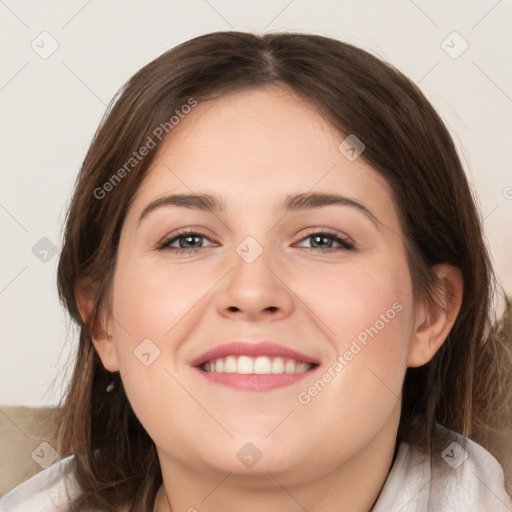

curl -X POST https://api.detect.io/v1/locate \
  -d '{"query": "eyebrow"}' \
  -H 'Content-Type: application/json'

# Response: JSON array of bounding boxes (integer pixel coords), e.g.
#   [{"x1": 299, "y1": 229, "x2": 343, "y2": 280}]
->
[{"x1": 137, "y1": 192, "x2": 381, "y2": 228}]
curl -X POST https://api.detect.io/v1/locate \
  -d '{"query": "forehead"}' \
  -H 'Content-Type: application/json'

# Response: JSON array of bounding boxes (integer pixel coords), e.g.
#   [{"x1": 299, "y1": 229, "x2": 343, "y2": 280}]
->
[{"x1": 127, "y1": 86, "x2": 398, "y2": 228}]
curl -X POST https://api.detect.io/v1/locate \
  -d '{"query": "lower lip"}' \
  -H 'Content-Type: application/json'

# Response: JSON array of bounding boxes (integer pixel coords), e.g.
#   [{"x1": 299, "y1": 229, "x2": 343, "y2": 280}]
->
[{"x1": 194, "y1": 367, "x2": 315, "y2": 391}]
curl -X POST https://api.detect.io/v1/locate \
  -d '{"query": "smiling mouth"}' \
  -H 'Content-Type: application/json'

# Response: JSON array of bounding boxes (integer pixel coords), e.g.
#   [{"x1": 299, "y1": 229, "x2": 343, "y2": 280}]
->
[
  {"x1": 191, "y1": 341, "x2": 320, "y2": 390},
  {"x1": 200, "y1": 355, "x2": 318, "y2": 374}
]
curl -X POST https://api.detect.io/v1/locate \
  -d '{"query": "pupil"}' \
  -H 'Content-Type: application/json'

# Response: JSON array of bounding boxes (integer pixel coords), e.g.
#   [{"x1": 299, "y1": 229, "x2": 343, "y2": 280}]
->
[
  {"x1": 181, "y1": 235, "x2": 200, "y2": 248},
  {"x1": 313, "y1": 235, "x2": 332, "y2": 249}
]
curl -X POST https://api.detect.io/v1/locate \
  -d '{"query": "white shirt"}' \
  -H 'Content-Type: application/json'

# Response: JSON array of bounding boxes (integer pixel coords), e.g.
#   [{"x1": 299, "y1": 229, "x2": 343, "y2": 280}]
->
[{"x1": 1, "y1": 434, "x2": 511, "y2": 511}]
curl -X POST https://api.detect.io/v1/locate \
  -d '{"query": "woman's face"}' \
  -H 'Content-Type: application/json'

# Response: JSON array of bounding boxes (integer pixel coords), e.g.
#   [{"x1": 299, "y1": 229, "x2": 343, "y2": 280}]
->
[{"x1": 100, "y1": 86, "x2": 418, "y2": 484}]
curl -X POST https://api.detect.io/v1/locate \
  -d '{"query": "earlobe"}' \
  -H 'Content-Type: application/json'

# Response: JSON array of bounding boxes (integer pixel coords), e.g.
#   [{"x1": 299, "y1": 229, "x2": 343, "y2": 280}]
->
[
  {"x1": 74, "y1": 279, "x2": 120, "y2": 372},
  {"x1": 407, "y1": 264, "x2": 464, "y2": 368}
]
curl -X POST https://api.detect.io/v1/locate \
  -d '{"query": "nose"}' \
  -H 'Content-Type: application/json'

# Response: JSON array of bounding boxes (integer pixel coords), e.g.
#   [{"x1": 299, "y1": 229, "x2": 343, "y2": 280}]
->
[{"x1": 216, "y1": 242, "x2": 294, "y2": 322}]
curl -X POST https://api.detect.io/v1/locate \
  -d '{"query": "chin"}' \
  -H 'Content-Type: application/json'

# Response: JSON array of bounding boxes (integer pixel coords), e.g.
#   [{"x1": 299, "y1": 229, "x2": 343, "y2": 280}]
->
[{"x1": 197, "y1": 435, "x2": 308, "y2": 477}]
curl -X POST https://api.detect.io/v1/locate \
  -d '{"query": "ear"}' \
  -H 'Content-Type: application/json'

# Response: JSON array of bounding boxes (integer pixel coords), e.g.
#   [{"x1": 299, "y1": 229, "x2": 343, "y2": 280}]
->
[
  {"x1": 74, "y1": 278, "x2": 119, "y2": 372},
  {"x1": 407, "y1": 264, "x2": 463, "y2": 367}
]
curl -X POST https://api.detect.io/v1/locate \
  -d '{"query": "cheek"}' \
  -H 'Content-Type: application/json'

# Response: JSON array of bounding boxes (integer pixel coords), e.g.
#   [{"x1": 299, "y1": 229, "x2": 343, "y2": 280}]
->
[
  {"x1": 287, "y1": 259, "x2": 414, "y2": 466},
  {"x1": 299, "y1": 253, "x2": 413, "y2": 356},
  {"x1": 107, "y1": 258, "x2": 200, "y2": 444},
  {"x1": 298, "y1": 254, "x2": 414, "y2": 419},
  {"x1": 111, "y1": 258, "x2": 206, "y2": 344},
  {"x1": 107, "y1": 254, "x2": 230, "y2": 426}
]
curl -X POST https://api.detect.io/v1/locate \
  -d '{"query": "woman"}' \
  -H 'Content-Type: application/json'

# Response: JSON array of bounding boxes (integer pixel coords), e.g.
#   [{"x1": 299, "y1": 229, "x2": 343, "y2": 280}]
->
[{"x1": 1, "y1": 30, "x2": 511, "y2": 512}]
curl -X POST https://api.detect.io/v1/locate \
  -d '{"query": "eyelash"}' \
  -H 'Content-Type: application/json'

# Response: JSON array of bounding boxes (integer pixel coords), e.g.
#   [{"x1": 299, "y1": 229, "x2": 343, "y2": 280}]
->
[{"x1": 155, "y1": 228, "x2": 355, "y2": 253}]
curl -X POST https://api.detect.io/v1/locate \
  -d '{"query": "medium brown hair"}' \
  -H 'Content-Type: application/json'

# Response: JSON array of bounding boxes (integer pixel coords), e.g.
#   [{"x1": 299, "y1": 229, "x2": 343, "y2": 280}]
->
[{"x1": 54, "y1": 31, "x2": 512, "y2": 511}]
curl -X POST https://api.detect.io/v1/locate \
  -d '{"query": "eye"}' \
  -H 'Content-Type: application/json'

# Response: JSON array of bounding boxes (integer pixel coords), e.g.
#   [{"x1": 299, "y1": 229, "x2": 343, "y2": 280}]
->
[
  {"x1": 156, "y1": 229, "x2": 215, "y2": 252},
  {"x1": 295, "y1": 230, "x2": 354, "y2": 251}
]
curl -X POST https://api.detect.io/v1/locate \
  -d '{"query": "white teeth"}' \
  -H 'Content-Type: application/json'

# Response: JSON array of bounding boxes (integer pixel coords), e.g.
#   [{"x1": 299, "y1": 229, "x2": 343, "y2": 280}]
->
[
  {"x1": 202, "y1": 355, "x2": 313, "y2": 374},
  {"x1": 224, "y1": 356, "x2": 237, "y2": 373},
  {"x1": 237, "y1": 356, "x2": 253, "y2": 374},
  {"x1": 284, "y1": 360, "x2": 296, "y2": 373},
  {"x1": 296, "y1": 362, "x2": 310, "y2": 373},
  {"x1": 254, "y1": 356, "x2": 272, "y2": 374},
  {"x1": 271, "y1": 357, "x2": 284, "y2": 373}
]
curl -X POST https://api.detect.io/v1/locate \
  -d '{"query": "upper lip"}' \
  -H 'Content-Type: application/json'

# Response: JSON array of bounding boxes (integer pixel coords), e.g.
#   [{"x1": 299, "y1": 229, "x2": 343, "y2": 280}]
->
[{"x1": 189, "y1": 341, "x2": 320, "y2": 367}]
